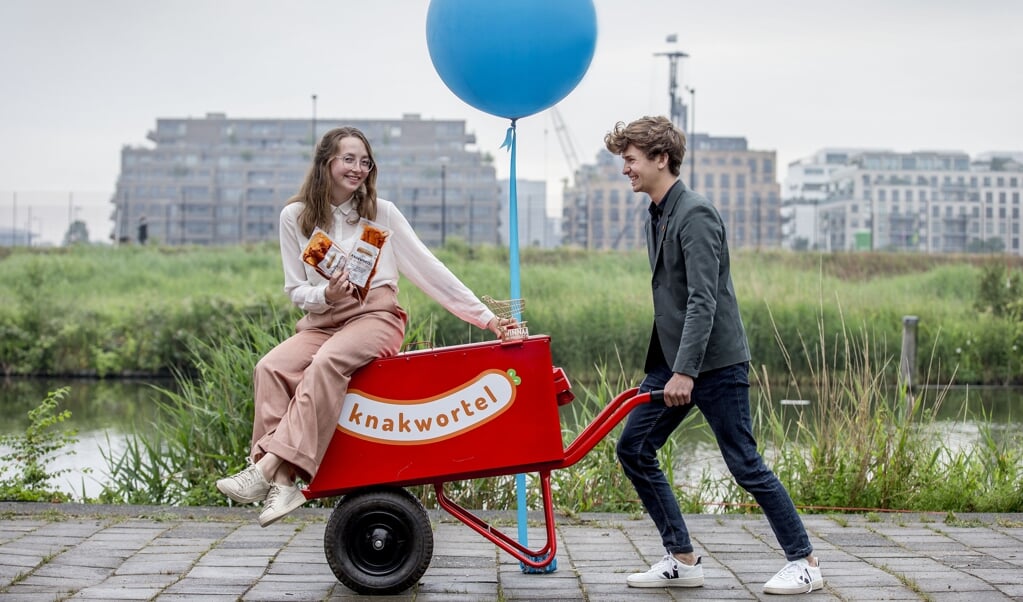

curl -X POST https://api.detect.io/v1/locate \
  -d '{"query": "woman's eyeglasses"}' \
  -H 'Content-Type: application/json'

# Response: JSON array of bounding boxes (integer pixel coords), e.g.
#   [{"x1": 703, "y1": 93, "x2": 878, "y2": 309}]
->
[{"x1": 334, "y1": 154, "x2": 374, "y2": 172}]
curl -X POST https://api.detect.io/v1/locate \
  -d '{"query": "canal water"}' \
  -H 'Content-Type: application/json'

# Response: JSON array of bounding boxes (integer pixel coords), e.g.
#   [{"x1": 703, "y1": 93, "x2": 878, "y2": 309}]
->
[
  {"x1": 0, "y1": 378, "x2": 169, "y2": 499},
  {"x1": 2, "y1": 378, "x2": 1022, "y2": 501}
]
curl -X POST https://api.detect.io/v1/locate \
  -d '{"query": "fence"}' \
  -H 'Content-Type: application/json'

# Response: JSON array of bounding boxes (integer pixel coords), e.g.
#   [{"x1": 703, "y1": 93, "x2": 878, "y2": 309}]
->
[{"x1": 0, "y1": 190, "x2": 114, "y2": 247}]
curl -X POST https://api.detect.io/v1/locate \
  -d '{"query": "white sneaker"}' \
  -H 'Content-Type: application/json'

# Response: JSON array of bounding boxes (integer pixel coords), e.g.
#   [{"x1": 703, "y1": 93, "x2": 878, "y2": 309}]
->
[
  {"x1": 258, "y1": 482, "x2": 306, "y2": 527},
  {"x1": 626, "y1": 554, "x2": 704, "y2": 588},
  {"x1": 763, "y1": 557, "x2": 823, "y2": 594},
  {"x1": 216, "y1": 461, "x2": 270, "y2": 504}
]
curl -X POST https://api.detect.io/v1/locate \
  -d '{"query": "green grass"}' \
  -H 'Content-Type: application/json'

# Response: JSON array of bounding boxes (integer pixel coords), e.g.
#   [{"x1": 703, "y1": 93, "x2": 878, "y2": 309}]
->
[{"x1": 3, "y1": 244, "x2": 1023, "y2": 385}]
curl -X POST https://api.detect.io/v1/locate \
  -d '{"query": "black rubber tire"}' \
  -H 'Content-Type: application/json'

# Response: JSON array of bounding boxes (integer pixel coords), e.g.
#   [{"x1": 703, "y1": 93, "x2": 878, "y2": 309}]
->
[{"x1": 323, "y1": 487, "x2": 434, "y2": 595}]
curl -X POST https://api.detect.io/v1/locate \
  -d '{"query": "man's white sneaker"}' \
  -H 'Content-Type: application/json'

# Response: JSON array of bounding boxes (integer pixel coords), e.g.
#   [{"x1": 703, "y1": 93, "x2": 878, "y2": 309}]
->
[
  {"x1": 763, "y1": 558, "x2": 823, "y2": 594},
  {"x1": 626, "y1": 554, "x2": 704, "y2": 588},
  {"x1": 216, "y1": 461, "x2": 270, "y2": 504},
  {"x1": 258, "y1": 482, "x2": 306, "y2": 527}
]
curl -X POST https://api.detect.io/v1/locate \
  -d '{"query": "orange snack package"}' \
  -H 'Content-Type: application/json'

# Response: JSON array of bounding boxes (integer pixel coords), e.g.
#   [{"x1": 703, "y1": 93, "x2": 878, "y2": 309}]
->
[
  {"x1": 301, "y1": 228, "x2": 347, "y2": 279},
  {"x1": 346, "y1": 218, "x2": 389, "y2": 301}
]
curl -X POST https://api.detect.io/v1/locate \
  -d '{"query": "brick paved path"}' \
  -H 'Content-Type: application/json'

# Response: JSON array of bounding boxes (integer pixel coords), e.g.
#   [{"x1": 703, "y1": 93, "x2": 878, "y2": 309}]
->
[{"x1": 1, "y1": 503, "x2": 1022, "y2": 600}]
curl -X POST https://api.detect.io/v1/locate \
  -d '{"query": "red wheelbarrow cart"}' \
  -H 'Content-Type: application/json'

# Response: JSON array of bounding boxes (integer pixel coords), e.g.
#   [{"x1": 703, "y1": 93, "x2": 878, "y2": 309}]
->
[{"x1": 303, "y1": 334, "x2": 657, "y2": 595}]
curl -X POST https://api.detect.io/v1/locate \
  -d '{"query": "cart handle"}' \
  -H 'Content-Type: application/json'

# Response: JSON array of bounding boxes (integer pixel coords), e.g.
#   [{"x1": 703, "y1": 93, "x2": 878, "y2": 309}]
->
[{"x1": 556, "y1": 388, "x2": 663, "y2": 469}]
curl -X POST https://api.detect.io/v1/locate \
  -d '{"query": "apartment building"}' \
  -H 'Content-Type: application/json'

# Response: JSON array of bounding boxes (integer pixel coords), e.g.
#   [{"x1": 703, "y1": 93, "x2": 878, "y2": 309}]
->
[
  {"x1": 691, "y1": 134, "x2": 781, "y2": 250},
  {"x1": 811, "y1": 150, "x2": 1023, "y2": 254},
  {"x1": 561, "y1": 134, "x2": 781, "y2": 251},
  {"x1": 110, "y1": 113, "x2": 500, "y2": 247},
  {"x1": 781, "y1": 148, "x2": 891, "y2": 250}
]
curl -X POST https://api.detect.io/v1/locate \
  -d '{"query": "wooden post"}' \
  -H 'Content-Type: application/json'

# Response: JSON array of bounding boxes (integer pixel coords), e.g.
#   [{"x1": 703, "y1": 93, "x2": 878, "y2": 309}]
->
[{"x1": 900, "y1": 315, "x2": 919, "y2": 410}]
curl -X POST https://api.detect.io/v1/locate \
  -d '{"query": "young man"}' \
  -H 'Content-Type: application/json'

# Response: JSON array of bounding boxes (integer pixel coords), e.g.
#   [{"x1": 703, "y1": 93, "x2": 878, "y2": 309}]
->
[{"x1": 604, "y1": 116, "x2": 823, "y2": 595}]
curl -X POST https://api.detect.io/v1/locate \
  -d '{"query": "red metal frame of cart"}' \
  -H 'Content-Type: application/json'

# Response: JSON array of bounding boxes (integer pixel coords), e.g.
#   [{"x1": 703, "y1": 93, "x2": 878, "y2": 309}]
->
[{"x1": 304, "y1": 334, "x2": 653, "y2": 569}]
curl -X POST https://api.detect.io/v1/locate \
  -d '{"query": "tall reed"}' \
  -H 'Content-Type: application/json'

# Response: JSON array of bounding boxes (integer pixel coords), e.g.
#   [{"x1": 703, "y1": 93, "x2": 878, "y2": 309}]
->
[
  {"x1": 744, "y1": 290, "x2": 1023, "y2": 514},
  {"x1": 547, "y1": 358, "x2": 709, "y2": 515},
  {"x1": 99, "y1": 307, "x2": 293, "y2": 505}
]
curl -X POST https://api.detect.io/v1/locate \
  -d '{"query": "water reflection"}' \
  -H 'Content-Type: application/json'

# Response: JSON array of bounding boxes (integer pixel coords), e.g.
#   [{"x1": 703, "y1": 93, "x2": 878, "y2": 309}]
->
[
  {"x1": 923, "y1": 385, "x2": 1023, "y2": 423},
  {"x1": 0, "y1": 377, "x2": 171, "y2": 433}
]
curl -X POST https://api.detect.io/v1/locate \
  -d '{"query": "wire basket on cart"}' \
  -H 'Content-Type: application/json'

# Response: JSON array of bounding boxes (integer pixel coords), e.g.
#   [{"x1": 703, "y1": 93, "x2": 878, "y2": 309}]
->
[{"x1": 482, "y1": 295, "x2": 529, "y2": 340}]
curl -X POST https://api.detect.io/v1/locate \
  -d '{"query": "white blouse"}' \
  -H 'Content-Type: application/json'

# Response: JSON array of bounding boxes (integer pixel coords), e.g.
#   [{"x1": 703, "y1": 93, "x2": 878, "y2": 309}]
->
[{"x1": 278, "y1": 199, "x2": 496, "y2": 329}]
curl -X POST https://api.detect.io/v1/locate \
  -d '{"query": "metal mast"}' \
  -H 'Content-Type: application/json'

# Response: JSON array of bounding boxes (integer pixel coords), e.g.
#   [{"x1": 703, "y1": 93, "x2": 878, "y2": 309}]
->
[{"x1": 654, "y1": 46, "x2": 689, "y2": 132}]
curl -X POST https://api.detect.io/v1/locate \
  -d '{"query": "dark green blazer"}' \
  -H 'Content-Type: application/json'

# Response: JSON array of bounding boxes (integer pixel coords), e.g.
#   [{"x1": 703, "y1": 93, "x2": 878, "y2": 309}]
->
[{"x1": 645, "y1": 180, "x2": 751, "y2": 377}]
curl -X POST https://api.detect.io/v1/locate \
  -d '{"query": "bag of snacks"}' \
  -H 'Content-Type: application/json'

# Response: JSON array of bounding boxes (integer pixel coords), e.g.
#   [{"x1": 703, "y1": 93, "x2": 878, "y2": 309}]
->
[
  {"x1": 301, "y1": 227, "x2": 347, "y2": 279},
  {"x1": 346, "y1": 218, "x2": 389, "y2": 301}
]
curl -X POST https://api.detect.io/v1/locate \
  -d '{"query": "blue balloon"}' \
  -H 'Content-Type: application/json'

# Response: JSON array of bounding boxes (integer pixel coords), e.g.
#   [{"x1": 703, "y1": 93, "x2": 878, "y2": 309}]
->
[{"x1": 426, "y1": 0, "x2": 597, "y2": 120}]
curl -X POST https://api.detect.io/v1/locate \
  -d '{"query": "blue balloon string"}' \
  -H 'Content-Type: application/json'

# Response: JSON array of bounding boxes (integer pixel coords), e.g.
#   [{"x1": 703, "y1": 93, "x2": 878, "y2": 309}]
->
[
  {"x1": 503, "y1": 119, "x2": 527, "y2": 547},
  {"x1": 506, "y1": 120, "x2": 522, "y2": 322},
  {"x1": 500, "y1": 126, "x2": 514, "y2": 152}
]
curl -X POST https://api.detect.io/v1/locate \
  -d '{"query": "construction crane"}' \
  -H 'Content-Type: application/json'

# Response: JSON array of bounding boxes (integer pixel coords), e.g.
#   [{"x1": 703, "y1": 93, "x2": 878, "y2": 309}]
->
[
  {"x1": 551, "y1": 106, "x2": 644, "y2": 250},
  {"x1": 549, "y1": 106, "x2": 592, "y2": 248},
  {"x1": 550, "y1": 106, "x2": 581, "y2": 178}
]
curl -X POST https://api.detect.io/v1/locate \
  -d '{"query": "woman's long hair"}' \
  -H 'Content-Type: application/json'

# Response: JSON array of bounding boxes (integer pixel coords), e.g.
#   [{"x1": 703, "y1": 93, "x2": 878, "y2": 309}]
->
[{"x1": 288, "y1": 126, "x2": 378, "y2": 237}]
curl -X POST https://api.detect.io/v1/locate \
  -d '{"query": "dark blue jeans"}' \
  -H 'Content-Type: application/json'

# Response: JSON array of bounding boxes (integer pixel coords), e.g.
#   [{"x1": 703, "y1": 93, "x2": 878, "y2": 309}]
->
[{"x1": 617, "y1": 361, "x2": 813, "y2": 561}]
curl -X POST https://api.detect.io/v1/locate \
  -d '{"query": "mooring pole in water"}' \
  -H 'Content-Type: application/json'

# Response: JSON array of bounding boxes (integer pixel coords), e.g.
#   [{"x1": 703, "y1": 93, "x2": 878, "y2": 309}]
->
[{"x1": 900, "y1": 315, "x2": 919, "y2": 411}]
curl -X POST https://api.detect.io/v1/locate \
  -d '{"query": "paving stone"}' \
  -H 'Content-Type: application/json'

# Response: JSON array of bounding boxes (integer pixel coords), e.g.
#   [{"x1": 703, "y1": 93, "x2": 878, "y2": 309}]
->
[
  {"x1": 154, "y1": 596, "x2": 238, "y2": 602},
  {"x1": 160, "y1": 579, "x2": 251, "y2": 595},
  {"x1": 244, "y1": 580, "x2": 336, "y2": 601},
  {"x1": 2, "y1": 593, "x2": 82, "y2": 602},
  {"x1": 69, "y1": 585, "x2": 164, "y2": 600}
]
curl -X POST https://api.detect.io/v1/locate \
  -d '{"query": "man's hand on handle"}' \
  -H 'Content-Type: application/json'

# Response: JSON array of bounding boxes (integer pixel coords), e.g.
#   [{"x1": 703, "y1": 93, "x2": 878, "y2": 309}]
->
[{"x1": 662, "y1": 372, "x2": 694, "y2": 407}]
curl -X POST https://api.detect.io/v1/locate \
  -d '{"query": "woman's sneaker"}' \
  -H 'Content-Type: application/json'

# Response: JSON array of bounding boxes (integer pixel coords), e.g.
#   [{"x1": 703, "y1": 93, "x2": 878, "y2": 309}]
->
[
  {"x1": 216, "y1": 461, "x2": 270, "y2": 504},
  {"x1": 626, "y1": 554, "x2": 704, "y2": 588},
  {"x1": 258, "y1": 482, "x2": 306, "y2": 527},
  {"x1": 763, "y1": 558, "x2": 823, "y2": 594}
]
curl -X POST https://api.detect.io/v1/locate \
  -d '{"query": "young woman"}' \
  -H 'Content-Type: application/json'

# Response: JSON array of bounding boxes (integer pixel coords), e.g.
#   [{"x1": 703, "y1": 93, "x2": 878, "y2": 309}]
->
[{"x1": 216, "y1": 126, "x2": 513, "y2": 527}]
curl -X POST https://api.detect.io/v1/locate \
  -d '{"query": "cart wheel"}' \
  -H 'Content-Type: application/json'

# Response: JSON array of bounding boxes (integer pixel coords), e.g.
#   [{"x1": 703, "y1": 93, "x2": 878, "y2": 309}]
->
[{"x1": 324, "y1": 487, "x2": 434, "y2": 595}]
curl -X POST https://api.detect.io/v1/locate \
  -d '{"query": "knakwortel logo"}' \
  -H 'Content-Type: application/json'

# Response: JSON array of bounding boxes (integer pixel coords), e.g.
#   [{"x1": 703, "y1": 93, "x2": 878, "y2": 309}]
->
[{"x1": 337, "y1": 369, "x2": 518, "y2": 444}]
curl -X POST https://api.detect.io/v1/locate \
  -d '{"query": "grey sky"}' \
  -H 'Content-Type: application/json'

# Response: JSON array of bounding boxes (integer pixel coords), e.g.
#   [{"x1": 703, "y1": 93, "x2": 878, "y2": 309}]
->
[{"x1": 2, "y1": 0, "x2": 1020, "y2": 244}]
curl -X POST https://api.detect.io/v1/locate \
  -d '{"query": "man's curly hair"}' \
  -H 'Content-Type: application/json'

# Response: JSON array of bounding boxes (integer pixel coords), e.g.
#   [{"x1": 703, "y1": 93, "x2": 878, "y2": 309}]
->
[{"x1": 604, "y1": 115, "x2": 686, "y2": 176}]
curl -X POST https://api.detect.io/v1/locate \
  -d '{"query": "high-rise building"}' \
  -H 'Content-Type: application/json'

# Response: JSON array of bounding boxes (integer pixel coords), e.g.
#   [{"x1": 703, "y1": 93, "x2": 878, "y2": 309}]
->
[{"x1": 110, "y1": 113, "x2": 500, "y2": 247}]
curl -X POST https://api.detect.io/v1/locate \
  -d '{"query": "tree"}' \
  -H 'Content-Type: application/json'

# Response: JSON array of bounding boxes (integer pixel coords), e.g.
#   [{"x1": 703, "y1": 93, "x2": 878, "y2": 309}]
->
[{"x1": 63, "y1": 220, "x2": 90, "y2": 246}]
